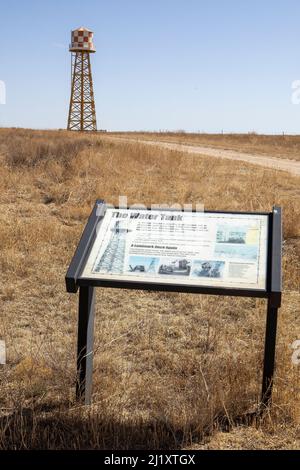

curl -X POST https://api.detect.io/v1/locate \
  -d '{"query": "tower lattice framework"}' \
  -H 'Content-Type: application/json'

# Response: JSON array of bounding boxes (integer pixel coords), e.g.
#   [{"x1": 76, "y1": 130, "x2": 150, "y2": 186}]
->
[{"x1": 68, "y1": 51, "x2": 97, "y2": 131}]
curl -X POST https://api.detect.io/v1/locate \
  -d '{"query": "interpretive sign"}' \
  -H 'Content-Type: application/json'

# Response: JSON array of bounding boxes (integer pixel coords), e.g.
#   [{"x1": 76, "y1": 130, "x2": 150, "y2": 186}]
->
[
  {"x1": 66, "y1": 200, "x2": 282, "y2": 410},
  {"x1": 81, "y1": 208, "x2": 268, "y2": 291}
]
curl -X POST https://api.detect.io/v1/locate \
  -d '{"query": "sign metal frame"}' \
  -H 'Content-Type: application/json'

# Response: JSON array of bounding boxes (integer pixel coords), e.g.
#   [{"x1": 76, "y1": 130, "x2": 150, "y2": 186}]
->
[{"x1": 66, "y1": 200, "x2": 282, "y2": 410}]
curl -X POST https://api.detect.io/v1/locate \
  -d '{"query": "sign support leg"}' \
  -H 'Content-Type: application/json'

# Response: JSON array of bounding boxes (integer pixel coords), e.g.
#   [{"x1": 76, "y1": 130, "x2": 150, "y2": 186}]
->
[
  {"x1": 76, "y1": 285, "x2": 95, "y2": 405},
  {"x1": 261, "y1": 297, "x2": 279, "y2": 409}
]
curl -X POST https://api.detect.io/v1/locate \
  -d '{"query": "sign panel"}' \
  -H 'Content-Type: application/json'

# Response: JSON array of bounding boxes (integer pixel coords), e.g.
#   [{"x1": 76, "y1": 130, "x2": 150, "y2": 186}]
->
[
  {"x1": 81, "y1": 208, "x2": 269, "y2": 290},
  {"x1": 67, "y1": 203, "x2": 281, "y2": 405}
]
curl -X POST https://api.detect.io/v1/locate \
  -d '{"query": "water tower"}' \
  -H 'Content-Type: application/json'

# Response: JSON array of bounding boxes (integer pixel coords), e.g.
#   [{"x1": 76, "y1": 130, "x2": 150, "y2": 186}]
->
[{"x1": 67, "y1": 27, "x2": 97, "y2": 131}]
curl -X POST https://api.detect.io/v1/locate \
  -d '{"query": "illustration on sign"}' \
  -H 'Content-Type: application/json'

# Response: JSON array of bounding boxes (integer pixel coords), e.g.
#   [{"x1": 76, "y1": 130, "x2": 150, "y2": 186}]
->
[{"x1": 81, "y1": 208, "x2": 268, "y2": 290}]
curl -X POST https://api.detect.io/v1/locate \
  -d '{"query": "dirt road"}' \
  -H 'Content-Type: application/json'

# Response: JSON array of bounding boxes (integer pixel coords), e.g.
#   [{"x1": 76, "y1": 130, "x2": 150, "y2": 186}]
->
[{"x1": 104, "y1": 136, "x2": 300, "y2": 176}]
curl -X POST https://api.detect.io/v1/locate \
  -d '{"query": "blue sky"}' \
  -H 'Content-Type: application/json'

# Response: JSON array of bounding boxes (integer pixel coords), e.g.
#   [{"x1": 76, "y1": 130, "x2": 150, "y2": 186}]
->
[{"x1": 1, "y1": 0, "x2": 300, "y2": 133}]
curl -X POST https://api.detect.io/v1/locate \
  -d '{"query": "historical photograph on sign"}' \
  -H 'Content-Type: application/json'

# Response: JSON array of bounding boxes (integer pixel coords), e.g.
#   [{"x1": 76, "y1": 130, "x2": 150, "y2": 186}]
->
[
  {"x1": 158, "y1": 258, "x2": 191, "y2": 276},
  {"x1": 192, "y1": 260, "x2": 225, "y2": 279},
  {"x1": 126, "y1": 256, "x2": 159, "y2": 275},
  {"x1": 216, "y1": 225, "x2": 248, "y2": 244},
  {"x1": 81, "y1": 208, "x2": 268, "y2": 290},
  {"x1": 214, "y1": 243, "x2": 258, "y2": 260},
  {"x1": 92, "y1": 221, "x2": 130, "y2": 274}
]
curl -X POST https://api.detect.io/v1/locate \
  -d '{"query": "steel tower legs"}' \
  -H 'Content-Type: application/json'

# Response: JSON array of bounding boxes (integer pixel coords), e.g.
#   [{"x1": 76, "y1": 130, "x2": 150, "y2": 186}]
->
[{"x1": 67, "y1": 51, "x2": 97, "y2": 131}]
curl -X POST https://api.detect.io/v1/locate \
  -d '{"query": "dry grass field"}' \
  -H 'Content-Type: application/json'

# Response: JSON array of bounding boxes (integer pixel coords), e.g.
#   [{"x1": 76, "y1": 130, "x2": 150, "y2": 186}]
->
[
  {"x1": 113, "y1": 131, "x2": 300, "y2": 161},
  {"x1": 0, "y1": 128, "x2": 299, "y2": 449}
]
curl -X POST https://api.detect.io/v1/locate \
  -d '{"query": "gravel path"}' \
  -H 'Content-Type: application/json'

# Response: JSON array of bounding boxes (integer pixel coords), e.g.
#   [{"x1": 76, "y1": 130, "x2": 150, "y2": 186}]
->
[{"x1": 104, "y1": 136, "x2": 300, "y2": 176}]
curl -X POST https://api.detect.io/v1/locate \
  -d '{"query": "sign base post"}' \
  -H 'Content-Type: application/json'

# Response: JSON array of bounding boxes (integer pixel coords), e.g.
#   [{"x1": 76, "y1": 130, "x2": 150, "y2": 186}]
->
[
  {"x1": 76, "y1": 285, "x2": 95, "y2": 405},
  {"x1": 261, "y1": 298, "x2": 279, "y2": 410}
]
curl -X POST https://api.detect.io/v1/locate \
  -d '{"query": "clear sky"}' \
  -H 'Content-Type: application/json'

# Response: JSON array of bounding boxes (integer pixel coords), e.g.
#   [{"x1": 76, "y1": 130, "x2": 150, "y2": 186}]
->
[{"x1": 1, "y1": 0, "x2": 300, "y2": 133}]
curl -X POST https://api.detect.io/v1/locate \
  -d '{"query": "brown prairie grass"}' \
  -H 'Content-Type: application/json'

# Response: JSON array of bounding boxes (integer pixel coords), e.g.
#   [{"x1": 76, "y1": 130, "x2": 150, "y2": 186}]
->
[{"x1": 0, "y1": 128, "x2": 299, "y2": 449}]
